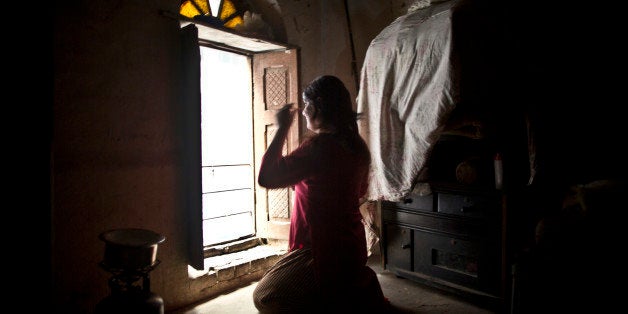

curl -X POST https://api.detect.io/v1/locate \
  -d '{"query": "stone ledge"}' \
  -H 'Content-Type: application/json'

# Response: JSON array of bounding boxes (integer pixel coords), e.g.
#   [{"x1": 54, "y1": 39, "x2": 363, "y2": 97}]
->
[{"x1": 188, "y1": 245, "x2": 286, "y2": 279}]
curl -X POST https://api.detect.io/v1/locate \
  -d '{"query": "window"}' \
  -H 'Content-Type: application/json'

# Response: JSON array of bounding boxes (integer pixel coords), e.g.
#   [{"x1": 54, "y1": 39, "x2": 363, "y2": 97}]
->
[
  {"x1": 199, "y1": 47, "x2": 255, "y2": 246},
  {"x1": 178, "y1": 10, "x2": 300, "y2": 270}
]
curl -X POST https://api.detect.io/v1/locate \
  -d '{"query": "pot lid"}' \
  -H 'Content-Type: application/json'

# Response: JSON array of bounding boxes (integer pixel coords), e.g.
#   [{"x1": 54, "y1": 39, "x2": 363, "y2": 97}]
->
[{"x1": 99, "y1": 228, "x2": 165, "y2": 247}]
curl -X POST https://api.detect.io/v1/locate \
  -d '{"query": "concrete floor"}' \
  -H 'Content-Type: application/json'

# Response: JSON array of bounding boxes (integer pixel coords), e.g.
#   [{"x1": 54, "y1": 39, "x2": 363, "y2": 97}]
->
[{"x1": 171, "y1": 254, "x2": 497, "y2": 313}]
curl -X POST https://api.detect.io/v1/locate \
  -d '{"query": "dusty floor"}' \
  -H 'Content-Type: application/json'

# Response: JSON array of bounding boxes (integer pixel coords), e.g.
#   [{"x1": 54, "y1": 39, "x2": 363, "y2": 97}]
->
[{"x1": 171, "y1": 253, "x2": 499, "y2": 313}]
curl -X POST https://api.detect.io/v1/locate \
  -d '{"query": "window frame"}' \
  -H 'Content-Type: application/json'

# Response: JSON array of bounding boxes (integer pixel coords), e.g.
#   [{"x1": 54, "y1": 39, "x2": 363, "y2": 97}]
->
[{"x1": 178, "y1": 17, "x2": 300, "y2": 270}]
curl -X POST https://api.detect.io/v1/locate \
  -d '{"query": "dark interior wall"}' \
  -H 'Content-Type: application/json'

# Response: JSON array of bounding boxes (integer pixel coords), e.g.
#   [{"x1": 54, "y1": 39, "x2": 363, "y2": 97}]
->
[
  {"x1": 495, "y1": 4, "x2": 626, "y2": 309},
  {"x1": 53, "y1": 1, "x2": 186, "y2": 312},
  {"x1": 495, "y1": 0, "x2": 627, "y2": 236},
  {"x1": 499, "y1": 0, "x2": 626, "y2": 187}
]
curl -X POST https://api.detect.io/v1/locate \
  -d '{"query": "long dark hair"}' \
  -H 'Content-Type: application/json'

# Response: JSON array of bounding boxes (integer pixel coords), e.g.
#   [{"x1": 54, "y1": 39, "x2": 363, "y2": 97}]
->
[{"x1": 302, "y1": 75, "x2": 360, "y2": 137}]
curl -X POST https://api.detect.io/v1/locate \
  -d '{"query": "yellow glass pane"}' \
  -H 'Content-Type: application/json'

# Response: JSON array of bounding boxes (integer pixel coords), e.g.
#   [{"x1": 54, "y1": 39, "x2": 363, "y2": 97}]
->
[
  {"x1": 180, "y1": 0, "x2": 211, "y2": 18},
  {"x1": 223, "y1": 16, "x2": 243, "y2": 29},
  {"x1": 220, "y1": 0, "x2": 236, "y2": 20},
  {"x1": 194, "y1": 0, "x2": 211, "y2": 15},
  {"x1": 180, "y1": 1, "x2": 201, "y2": 18}
]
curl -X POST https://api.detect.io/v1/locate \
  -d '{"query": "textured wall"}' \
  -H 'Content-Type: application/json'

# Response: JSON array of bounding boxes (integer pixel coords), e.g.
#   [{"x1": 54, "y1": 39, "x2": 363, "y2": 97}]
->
[{"x1": 53, "y1": 1, "x2": 184, "y2": 312}]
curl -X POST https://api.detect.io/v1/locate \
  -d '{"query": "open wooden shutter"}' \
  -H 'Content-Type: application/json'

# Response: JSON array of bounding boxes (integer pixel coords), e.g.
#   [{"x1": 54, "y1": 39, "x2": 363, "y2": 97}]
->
[
  {"x1": 253, "y1": 48, "x2": 299, "y2": 244},
  {"x1": 180, "y1": 24, "x2": 204, "y2": 270}
]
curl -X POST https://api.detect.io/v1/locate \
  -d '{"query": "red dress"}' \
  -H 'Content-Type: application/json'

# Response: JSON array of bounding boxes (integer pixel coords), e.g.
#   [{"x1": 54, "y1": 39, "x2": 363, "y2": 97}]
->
[{"x1": 258, "y1": 132, "x2": 374, "y2": 293}]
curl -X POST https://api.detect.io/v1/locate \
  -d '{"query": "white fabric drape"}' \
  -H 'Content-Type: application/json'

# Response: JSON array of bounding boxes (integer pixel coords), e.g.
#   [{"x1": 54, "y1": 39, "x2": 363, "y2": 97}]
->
[{"x1": 357, "y1": 0, "x2": 463, "y2": 201}]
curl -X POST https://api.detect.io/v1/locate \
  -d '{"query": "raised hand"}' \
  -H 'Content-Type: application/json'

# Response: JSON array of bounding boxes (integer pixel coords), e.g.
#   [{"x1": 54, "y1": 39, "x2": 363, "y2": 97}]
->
[{"x1": 276, "y1": 103, "x2": 297, "y2": 129}]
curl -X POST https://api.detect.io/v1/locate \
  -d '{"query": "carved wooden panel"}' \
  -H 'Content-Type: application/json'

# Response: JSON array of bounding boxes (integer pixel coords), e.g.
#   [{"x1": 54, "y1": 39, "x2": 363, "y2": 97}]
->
[
  {"x1": 266, "y1": 125, "x2": 290, "y2": 220},
  {"x1": 264, "y1": 67, "x2": 289, "y2": 110}
]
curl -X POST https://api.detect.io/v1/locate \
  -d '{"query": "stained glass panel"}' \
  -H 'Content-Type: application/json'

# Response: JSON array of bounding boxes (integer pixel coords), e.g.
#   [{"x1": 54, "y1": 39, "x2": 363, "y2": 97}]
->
[{"x1": 180, "y1": 0, "x2": 242, "y2": 29}]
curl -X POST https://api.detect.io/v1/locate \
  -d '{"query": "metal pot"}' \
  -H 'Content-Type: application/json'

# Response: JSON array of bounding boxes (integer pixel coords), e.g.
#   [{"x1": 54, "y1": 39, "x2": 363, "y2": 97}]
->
[{"x1": 99, "y1": 228, "x2": 166, "y2": 270}]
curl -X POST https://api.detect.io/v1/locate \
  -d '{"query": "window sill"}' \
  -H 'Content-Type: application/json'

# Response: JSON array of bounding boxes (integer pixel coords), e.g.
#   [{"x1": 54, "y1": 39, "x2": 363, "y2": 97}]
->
[{"x1": 188, "y1": 244, "x2": 287, "y2": 279}]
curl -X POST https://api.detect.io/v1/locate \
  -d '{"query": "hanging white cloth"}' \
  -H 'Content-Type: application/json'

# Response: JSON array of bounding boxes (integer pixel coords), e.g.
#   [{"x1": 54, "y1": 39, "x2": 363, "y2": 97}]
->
[{"x1": 357, "y1": 0, "x2": 464, "y2": 201}]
